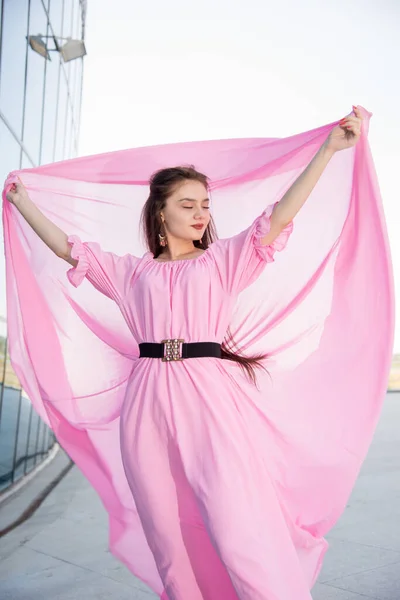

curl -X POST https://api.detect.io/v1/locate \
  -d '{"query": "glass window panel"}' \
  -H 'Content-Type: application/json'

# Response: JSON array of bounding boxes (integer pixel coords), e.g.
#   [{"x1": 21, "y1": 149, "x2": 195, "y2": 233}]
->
[
  {"x1": 0, "y1": 249, "x2": 4, "y2": 331},
  {"x1": 68, "y1": 57, "x2": 77, "y2": 105},
  {"x1": 33, "y1": 418, "x2": 42, "y2": 465},
  {"x1": 0, "y1": 337, "x2": 6, "y2": 436},
  {"x1": 73, "y1": 57, "x2": 82, "y2": 130},
  {"x1": 41, "y1": 427, "x2": 49, "y2": 453},
  {"x1": 12, "y1": 394, "x2": 32, "y2": 482},
  {"x1": 62, "y1": 0, "x2": 73, "y2": 37},
  {"x1": 3, "y1": 353, "x2": 19, "y2": 389},
  {"x1": 54, "y1": 70, "x2": 68, "y2": 161},
  {"x1": 48, "y1": 0, "x2": 63, "y2": 38},
  {"x1": 65, "y1": 103, "x2": 74, "y2": 159},
  {"x1": 0, "y1": 121, "x2": 21, "y2": 326},
  {"x1": 21, "y1": 151, "x2": 35, "y2": 170},
  {"x1": 0, "y1": 119, "x2": 22, "y2": 192},
  {"x1": 25, "y1": 410, "x2": 39, "y2": 472},
  {"x1": 62, "y1": 1, "x2": 74, "y2": 80},
  {"x1": 43, "y1": 425, "x2": 51, "y2": 454},
  {"x1": 0, "y1": 387, "x2": 21, "y2": 492},
  {"x1": 0, "y1": 0, "x2": 29, "y2": 137},
  {"x1": 22, "y1": 0, "x2": 48, "y2": 165},
  {"x1": 71, "y1": 123, "x2": 78, "y2": 158},
  {"x1": 71, "y1": 54, "x2": 78, "y2": 115},
  {"x1": 21, "y1": 403, "x2": 33, "y2": 475},
  {"x1": 2, "y1": 332, "x2": 21, "y2": 389},
  {"x1": 46, "y1": 430, "x2": 54, "y2": 453},
  {"x1": 40, "y1": 54, "x2": 60, "y2": 164},
  {"x1": 64, "y1": 104, "x2": 70, "y2": 159},
  {"x1": 38, "y1": 419, "x2": 46, "y2": 455},
  {"x1": 0, "y1": 322, "x2": 6, "y2": 382},
  {"x1": 72, "y1": 0, "x2": 82, "y2": 40}
]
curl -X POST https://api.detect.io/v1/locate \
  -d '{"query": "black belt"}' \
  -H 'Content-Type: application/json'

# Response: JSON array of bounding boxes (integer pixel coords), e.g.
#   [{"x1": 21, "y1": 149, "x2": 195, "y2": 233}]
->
[{"x1": 139, "y1": 340, "x2": 221, "y2": 362}]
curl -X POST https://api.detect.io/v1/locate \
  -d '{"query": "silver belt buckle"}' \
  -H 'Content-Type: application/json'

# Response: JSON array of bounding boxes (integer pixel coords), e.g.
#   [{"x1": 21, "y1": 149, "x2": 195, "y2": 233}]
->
[{"x1": 161, "y1": 339, "x2": 185, "y2": 362}]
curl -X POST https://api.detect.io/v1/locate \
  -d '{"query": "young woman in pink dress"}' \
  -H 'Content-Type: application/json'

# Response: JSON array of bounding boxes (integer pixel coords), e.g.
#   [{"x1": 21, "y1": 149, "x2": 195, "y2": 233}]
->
[{"x1": 6, "y1": 109, "x2": 366, "y2": 600}]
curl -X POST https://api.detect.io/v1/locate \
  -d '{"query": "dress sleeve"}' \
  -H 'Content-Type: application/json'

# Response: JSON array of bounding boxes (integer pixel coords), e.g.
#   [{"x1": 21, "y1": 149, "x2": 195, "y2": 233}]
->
[
  {"x1": 210, "y1": 204, "x2": 293, "y2": 295},
  {"x1": 66, "y1": 235, "x2": 137, "y2": 303}
]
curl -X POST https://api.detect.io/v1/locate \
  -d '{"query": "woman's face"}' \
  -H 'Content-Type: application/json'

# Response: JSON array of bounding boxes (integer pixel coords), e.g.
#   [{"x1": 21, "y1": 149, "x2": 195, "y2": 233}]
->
[{"x1": 160, "y1": 180, "x2": 211, "y2": 242}]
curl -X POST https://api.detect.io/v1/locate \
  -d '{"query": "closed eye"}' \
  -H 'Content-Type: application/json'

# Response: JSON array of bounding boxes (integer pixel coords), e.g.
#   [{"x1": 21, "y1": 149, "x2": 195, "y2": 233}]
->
[{"x1": 182, "y1": 206, "x2": 210, "y2": 210}]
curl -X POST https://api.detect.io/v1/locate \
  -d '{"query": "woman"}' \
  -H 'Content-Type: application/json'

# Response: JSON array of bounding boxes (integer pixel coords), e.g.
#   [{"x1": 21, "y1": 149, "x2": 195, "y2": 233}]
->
[{"x1": 4, "y1": 107, "x2": 389, "y2": 600}]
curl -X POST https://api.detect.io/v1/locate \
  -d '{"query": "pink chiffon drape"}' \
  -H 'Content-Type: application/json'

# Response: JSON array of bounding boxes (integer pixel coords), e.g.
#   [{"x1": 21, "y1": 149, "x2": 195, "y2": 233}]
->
[{"x1": 2, "y1": 107, "x2": 394, "y2": 599}]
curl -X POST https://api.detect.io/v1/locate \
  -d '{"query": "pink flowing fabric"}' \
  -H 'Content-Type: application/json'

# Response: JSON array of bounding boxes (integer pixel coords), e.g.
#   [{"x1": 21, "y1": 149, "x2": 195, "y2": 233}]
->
[{"x1": 2, "y1": 107, "x2": 394, "y2": 600}]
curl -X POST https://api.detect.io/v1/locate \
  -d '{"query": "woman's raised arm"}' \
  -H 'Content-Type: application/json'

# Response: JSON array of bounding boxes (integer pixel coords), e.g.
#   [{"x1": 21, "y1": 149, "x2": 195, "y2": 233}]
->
[
  {"x1": 6, "y1": 178, "x2": 77, "y2": 267},
  {"x1": 262, "y1": 106, "x2": 363, "y2": 245}
]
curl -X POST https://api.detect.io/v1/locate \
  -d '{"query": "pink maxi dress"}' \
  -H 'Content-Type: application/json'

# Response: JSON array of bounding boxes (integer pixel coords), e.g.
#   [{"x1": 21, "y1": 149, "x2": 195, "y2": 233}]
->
[
  {"x1": 2, "y1": 109, "x2": 394, "y2": 600},
  {"x1": 67, "y1": 209, "x2": 301, "y2": 600}
]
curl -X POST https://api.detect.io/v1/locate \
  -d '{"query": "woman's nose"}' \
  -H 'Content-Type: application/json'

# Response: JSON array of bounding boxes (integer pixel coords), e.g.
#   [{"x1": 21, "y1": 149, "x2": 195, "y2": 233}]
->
[{"x1": 194, "y1": 208, "x2": 207, "y2": 218}]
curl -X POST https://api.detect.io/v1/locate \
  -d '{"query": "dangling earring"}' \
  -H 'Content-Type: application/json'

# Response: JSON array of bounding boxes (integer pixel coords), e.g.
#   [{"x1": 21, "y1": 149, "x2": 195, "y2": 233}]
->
[
  {"x1": 158, "y1": 232, "x2": 167, "y2": 247},
  {"x1": 199, "y1": 237, "x2": 203, "y2": 246},
  {"x1": 159, "y1": 218, "x2": 167, "y2": 247}
]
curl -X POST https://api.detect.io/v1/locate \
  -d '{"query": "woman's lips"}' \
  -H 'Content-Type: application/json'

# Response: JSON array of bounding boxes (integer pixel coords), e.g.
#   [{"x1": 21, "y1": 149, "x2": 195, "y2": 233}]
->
[{"x1": 191, "y1": 224, "x2": 204, "y2": 230}]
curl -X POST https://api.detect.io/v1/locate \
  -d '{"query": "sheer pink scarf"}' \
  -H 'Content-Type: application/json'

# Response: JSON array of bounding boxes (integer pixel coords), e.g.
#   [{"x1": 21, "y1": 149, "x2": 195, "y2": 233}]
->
[{"x1": 2, "y1": 107, "x2": 394, "y2": 596}]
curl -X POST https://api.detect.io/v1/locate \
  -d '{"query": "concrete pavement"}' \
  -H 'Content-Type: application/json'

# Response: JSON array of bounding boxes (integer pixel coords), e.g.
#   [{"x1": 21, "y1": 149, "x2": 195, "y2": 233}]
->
[{"x1": 0, "y1": 393, "x2": 399, "y2": 599}]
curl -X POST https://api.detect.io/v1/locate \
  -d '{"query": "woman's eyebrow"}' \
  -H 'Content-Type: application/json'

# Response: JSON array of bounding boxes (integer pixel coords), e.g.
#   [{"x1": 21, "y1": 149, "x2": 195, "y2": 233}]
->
[{"x1": 178, "y1": 197, "x2": 210, "y2": 202}]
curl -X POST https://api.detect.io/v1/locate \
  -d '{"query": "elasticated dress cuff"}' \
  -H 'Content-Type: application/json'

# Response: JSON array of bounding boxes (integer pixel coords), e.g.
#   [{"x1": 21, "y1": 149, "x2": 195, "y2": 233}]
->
[
  {"x1": 253, "y1": 209, "x2": 294, "y2": 263},
  {"x1": 66, "y1": 235, "x2": 90, "y2": 287}
]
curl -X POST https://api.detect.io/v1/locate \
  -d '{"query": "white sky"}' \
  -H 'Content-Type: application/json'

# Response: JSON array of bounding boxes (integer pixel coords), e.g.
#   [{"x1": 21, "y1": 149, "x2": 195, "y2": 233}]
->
[
  {"x1": 79, "y1": 0, "x2": 399, "y2": 349},
  {"x1": 1, "y1": 1, "x2": 398, "y2": 348}
]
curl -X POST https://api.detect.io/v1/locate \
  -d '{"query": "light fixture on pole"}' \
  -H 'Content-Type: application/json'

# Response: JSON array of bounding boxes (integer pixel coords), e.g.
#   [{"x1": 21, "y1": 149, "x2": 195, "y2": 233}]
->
[
  {"x1": 59, "y1": 39, "x2": 87, "y2": 62},
  {"x1": 28, "y1": 35, "x2": 51, "y2": 60},
  {"x1": 27, "y1": 34, "x2": 87, "y2": 62}
]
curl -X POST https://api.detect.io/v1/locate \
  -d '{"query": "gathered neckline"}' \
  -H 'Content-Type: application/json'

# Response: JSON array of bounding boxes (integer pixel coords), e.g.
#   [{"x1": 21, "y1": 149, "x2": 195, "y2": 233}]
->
[{"x1": 145, "y1": 249, "x2": 209, "y2": 265}]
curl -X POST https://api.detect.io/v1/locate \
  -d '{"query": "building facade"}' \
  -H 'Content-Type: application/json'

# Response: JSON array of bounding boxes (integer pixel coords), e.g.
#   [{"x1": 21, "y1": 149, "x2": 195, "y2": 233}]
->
[{"x1": 0, "y1": 0, "x2": 86, "y2": 493}]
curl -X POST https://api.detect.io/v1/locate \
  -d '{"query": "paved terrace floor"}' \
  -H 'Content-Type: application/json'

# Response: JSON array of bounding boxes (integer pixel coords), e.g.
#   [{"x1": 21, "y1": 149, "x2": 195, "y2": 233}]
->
[{"x1": 0, "y1": 393, "x2": 399, "y2": 599}]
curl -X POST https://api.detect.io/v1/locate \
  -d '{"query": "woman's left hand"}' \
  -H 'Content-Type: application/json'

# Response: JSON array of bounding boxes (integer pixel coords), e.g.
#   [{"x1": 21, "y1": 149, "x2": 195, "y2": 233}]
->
[{"x1": 325, "y1": 106, "x2": 363, "y2": 153}]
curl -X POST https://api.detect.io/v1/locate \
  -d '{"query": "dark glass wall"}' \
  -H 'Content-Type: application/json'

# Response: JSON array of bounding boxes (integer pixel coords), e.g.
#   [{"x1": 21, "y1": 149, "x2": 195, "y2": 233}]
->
[{"x1": 0, "y1": 0, "x2": 85, "y2": 493}]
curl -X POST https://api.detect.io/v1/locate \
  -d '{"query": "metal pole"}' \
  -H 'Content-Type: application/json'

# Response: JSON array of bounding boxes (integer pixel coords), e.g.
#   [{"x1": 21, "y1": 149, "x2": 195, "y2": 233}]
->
[
  {"x1": 0, "y1": 0, "x2": 6, "y2": 93},
  {"x1": 38, "y1": 5, "x2": 50, "y2": 166},
  {"x1": 40, "y1": 419, "x2": 47, "y2": 456},
  {"x1": 19, "y1": 0, "x2": 31, "y2": 167},
  {"x1": 43, "y1": 426, "x2": 49, "y2": 454},
  {"x1": 10, "y1": 389, "x2": 23, "y2": 484},
  {"x1": 0, "y1": 340, "x2": 7, "y2": 428},
  {"x1": 33, "y1": 415, "x2": 41, "y2": 466},
  {"x1": 23, "y1": 402, "x2": 34, "y2": 475}
]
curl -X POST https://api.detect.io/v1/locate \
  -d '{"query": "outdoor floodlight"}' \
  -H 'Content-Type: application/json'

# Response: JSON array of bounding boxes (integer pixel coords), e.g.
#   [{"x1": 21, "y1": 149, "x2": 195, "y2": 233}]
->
[
  {"x1": 27, "y1": 35, "x2": 86, "y2": 62},
  {"x1": 59, "y1": 39, "x2": 87, "y2": 62},
  {"x1": 28, "y1": 35, "x2": 51, "y2": 60}
]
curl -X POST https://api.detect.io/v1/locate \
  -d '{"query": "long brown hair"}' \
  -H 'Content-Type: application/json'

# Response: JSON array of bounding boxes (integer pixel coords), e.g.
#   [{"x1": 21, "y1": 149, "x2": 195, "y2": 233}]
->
[{"x1": 140, "y1": 165, "x2": 267, "y2": 384}]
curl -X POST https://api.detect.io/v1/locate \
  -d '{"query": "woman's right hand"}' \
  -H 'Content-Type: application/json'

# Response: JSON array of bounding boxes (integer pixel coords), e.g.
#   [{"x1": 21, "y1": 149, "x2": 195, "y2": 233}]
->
[
  {"x1": 4, "y1": 175, "x2": 72, "y2": 262},
  {"x1": 6, "y1": 178, "x2": 29, "y2": 206}
]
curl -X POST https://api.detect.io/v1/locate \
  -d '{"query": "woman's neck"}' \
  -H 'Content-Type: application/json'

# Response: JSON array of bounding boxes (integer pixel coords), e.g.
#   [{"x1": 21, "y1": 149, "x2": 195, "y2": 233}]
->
[{"x1": 156, "y1": 246, "x2": 204, "y2": 262}]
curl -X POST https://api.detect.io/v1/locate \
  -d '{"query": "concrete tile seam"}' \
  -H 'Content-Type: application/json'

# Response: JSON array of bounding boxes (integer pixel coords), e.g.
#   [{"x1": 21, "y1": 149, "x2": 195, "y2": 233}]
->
[
  {"x1": 320, "y1": 580, "x2": 384, "y2": 600},
  {"x1": 327, "y1": 536, "x2": 400, "y2": 554},
  {"x1": 319, "y1": 557, "x2": 400, "y2": 585},
  {"x1": 22, "y1": 545, "x2": 150, "y2": 592}
]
